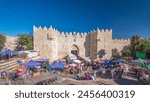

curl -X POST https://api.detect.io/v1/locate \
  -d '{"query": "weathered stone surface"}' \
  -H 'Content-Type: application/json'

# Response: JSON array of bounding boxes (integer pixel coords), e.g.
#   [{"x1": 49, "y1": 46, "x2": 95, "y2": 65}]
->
[
  {"x1": 34, "y1": 26, "x2": 130, "y2": 61},
  {"x1": 5, "y1": 35, "x2": 17, "y2": 50}
]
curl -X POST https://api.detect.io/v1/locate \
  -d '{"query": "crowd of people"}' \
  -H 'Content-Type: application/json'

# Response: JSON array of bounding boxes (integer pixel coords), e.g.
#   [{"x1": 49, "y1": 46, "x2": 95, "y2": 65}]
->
[
  {"x1": 63, "y1": 57, "x2": 126, "y2": 80},
  {"x1": 65, "y1": 57, "x2": 150, "y2": 81},
  {"x1": 1, "y1": 54, "x2": 150, "y2": 85}
]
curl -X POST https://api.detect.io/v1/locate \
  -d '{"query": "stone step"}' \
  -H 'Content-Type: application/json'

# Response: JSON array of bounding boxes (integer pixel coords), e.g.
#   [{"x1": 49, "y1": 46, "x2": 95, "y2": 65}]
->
[
  {"x1": 0, "y1": 62, "x2": 19, "y2": 68},
  {"x1": 0, "y1": 64, "x2": 19, "y2": 72},
  {"x1": 0, "y1": 60, "x2": 20, "y2": 72},
  {"x1": 0, "y1": 62, "x2": 19, "y2": 69},
  {"x1": 0, "y1": 60, "x2": 17, "y2": 67}
]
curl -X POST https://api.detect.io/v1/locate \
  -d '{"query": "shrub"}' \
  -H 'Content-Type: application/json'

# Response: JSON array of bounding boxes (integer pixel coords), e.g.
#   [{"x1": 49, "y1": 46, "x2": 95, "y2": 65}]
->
[{"x1": 140, "y1": 78, "x2": 150, "y2": 85}]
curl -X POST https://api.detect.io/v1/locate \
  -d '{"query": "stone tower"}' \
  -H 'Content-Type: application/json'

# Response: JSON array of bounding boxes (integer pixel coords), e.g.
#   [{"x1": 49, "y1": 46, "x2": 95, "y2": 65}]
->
[
  {"x1": 33, "y1": 25, "x2": 59, "y2": 62},
  {"x1": 88, "y1": 28, "x2": 112, "y2": 59},
  {"x1": 96, "y1": 28, "x2": 113, "y2": 59}
]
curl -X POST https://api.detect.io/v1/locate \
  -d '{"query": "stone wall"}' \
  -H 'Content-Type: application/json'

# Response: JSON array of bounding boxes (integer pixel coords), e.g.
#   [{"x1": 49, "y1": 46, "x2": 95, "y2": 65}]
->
[
  {"x1": 5, "y1": 35, "x2": 17, "y2": 50},
  {"x1": 33, "y1": 25, "x2": 130, "y2": 61},
  {"x1": 57, "y1": 32, "x2": 87, "y2": 58},
  {"x1": 34, "y1": 26, "x2": 89, "y2": 62},
  {"x1": 112, "y1": 39, "x2": 130, "y2": 56}
]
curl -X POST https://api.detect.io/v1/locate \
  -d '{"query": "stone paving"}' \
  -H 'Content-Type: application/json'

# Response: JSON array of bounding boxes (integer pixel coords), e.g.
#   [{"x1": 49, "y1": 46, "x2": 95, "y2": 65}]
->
[
  {"x1": 0, "y1": 72, "x2": 139, "y2": 85},
  {"x1": 52, "y1": 74, "x2": 139, "y2": 85}
]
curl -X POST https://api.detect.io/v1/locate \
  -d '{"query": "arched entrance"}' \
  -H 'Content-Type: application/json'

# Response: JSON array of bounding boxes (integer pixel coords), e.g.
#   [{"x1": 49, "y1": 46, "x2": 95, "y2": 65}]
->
[{"x1": 71, "y1": 45, "x2": 79, "y2": 55}]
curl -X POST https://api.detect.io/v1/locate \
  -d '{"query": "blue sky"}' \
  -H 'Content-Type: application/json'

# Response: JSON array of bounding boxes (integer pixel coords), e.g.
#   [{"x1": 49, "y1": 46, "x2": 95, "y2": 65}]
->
[{"x1": 0, "y1": 0, "x2": 150, "y2": 38}]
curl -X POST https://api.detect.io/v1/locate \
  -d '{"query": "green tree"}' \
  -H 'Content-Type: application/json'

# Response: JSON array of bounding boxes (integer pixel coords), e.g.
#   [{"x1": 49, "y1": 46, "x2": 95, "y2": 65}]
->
[
  {"x1": 130, "y1": 35, "x2": 141, "y2": 58},
  {"x1": 0, "y1": 34, "x2": 6, "y2": 51},
  {"x1": 112, "y1": 48, "x2": 121, "y2": 58},
  {"x1": 121, "y1": 35, "x2": 150, "y2": 59},
  {"x1": 138, "y1": 39, "x2": 150, "y2": 52},
  {"x1": 121, "y1": 45, "x2": 132, "y2": 57},
  {"x1": 16, "y1": 34, "x2": 33, "y2": 51}
]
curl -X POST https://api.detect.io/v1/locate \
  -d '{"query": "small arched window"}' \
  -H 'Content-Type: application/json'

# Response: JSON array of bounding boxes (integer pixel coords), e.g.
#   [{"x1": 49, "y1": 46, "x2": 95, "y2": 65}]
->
[{"x1": 47, "y1": 34, "x2": 53, "y2": 40}]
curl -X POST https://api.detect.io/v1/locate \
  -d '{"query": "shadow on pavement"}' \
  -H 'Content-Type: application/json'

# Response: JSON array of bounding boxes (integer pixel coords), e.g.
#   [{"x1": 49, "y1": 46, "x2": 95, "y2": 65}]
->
[{"x1": 114, "y1": 78, "x2": 139, "y2": 85}]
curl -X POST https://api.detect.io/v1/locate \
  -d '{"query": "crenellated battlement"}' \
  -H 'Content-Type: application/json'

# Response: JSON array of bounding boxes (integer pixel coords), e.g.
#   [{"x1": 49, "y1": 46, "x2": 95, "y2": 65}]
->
[
  {"x1": 34, "y1": 25, "x2": 88, "y2": 37},
  {"x1": 88, "y1": 28, "x2": 112, "y2": 34},
  {"x1": 96, "y1": 28, "x2": 112, "y2": 33},
  {"x1": 33, "y1": 25, "x2": 59, "y2": 32},
  {"x1": 34, "y1": 25, "x2": 112, "y2": 36},
  {"x1": 113, "y1": 38, "x2": 130, "y2": 42},
  {"x1": 61, "y1": 32, "x2": 87, "y2": 38}
]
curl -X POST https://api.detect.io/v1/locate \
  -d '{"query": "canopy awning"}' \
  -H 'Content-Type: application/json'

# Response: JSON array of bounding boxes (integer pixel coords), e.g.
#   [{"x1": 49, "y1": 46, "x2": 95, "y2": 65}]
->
[
  {"x1": 112, "y1": 59, "x2": 125, "y2": 63},
  {"x1": 50, "y1": 61, "x2": 65, "y2": 69},
  {"x1": 0, "y1": 49, "x2": 18, "y2": 56},
  {"x1": 34, "y1": 58, "x2": 49, "y2": 63},
  {"x1": 73, "y1": 59, "x2": 81, "y2": 64},
  {"x1": 104, "y1": 60, "x2": 112, "y2": 64},
  {"x1": 69, "y1": 54, "x2": 77, "y2": 60},
  {"x1": 17, "y1": 60, "x2": 25, "y2": 65},
  {"x1": 26, "y1": 60, "x2": 42, "y2": 68}
]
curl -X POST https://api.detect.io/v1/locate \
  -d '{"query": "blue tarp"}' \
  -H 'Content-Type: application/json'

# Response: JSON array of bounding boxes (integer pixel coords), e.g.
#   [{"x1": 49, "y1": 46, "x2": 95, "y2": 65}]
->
[
  {"x1": 26, "y1": 60, "x2": 42, "y2": 68},
  {"x1": 0, "y1": 49, "x2": 18, "y2": 55},
  {"x1": 104, "y1": 60, "x2": 112, "y2": 65},
  {"x1": 50, "y1": 61, "x2": 65, "y2": 69},
  {"x1": 34, "y1": 59, "x2": 49, "y2": 63},
  {"x1": 112, "y1": 59, "x2": 125, "y2": 63},
  {"x1": 103, "y1": 60, "x2": 113, "y2": 68},
  {"x1": 0, "y1": 52, "x2": 3, "y2": 55},
  {"x1": 17, "y1": 60, "x2": 24, "y2": 65}
]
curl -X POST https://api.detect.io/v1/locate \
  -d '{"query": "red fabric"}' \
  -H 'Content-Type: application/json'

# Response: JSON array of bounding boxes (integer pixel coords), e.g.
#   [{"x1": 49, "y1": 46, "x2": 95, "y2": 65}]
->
[{"x1": 86, "y1": 74, "x2": 90, "y2": 80}]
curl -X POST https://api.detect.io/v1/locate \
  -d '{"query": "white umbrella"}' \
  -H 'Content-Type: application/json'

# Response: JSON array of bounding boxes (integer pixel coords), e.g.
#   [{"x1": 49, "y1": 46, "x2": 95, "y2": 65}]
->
[
  {"x1": 69, "y1": 63, "x2": 78, "y2": 67},
  {"x1": 73, "y1": 59, "x2": 81, "y2": 64}
]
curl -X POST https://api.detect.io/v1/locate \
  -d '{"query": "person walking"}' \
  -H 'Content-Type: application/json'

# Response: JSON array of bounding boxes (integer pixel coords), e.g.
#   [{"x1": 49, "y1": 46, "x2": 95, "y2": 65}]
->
[{"x1": 94, "y1": 70, "x2": 97, "y2": 79}]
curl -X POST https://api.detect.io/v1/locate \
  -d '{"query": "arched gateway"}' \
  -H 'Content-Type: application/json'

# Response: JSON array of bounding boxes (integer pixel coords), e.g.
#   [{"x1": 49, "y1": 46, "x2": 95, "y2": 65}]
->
[{"x1": 71, "y1": 45, "x2": 79, "y2": 55}]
